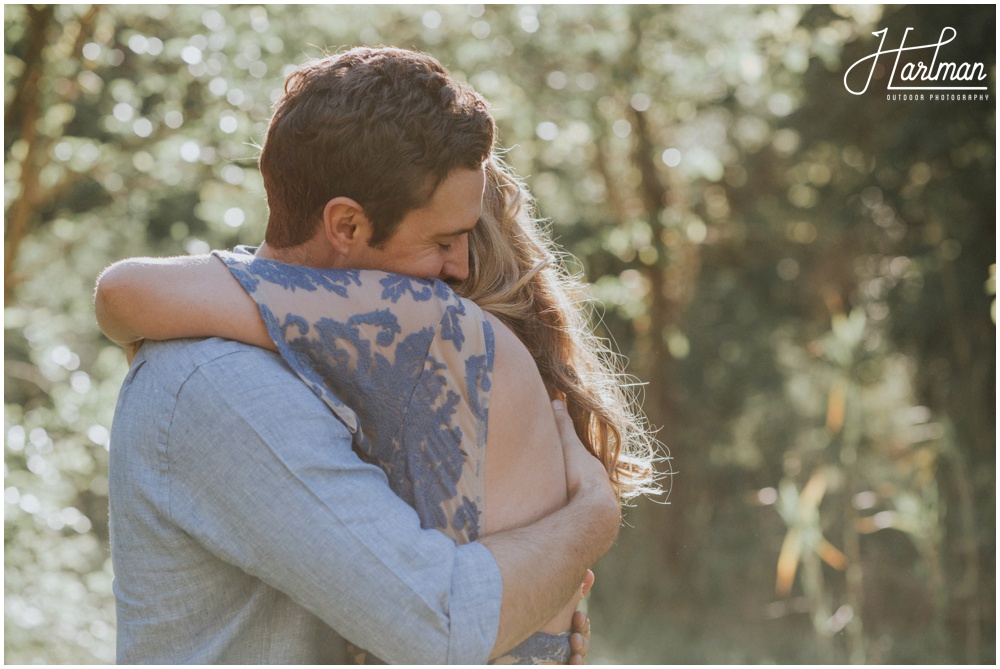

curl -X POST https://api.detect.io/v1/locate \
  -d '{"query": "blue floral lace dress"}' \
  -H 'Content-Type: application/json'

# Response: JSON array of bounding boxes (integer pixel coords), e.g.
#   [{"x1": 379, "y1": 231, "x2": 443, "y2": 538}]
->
[{"x1": 214, "y1": 250, "x2": 571, "y2": 665}]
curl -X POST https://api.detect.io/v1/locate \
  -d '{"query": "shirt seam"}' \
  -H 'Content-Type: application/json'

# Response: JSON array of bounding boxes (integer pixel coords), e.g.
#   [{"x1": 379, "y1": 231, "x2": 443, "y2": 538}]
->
[{"x1": 161, "y1": 347, "x2": 262, "y2": 526}]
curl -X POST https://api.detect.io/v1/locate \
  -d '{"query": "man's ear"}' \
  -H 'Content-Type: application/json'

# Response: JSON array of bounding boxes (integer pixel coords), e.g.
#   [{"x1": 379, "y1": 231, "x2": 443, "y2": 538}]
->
[{"x1": 321, "y1": 197, "x2": 370, "y2": 256}]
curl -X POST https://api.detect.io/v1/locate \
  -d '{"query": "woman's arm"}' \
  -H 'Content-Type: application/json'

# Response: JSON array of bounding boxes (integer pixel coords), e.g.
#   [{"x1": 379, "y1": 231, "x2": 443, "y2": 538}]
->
[{"x1": 94, "y1": 255, "x2": 273, "y2": 351}]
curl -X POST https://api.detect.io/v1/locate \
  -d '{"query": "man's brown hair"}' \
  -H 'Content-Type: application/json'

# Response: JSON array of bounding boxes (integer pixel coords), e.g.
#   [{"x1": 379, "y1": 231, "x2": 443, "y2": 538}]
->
[{"x1": 259, "y1": 47, "x2": 495, "y2": 248}]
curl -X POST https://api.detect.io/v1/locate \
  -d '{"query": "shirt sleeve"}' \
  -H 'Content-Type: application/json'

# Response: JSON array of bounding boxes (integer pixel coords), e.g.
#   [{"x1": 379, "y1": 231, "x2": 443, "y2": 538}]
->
[{"x1": 159, "y1": 345, "x2": 502, "y2": 664}]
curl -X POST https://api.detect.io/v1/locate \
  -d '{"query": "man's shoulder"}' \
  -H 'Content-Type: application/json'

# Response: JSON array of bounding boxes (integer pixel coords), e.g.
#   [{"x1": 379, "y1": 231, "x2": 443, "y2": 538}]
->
[
  {"x1": 138, "y1": 336, "x2": 270, "y2": 367},
  {"x1": 127, "y1": 338, "x2": 350, "y2": 433},
  {"x1": 133, "y1": 337, "x2": 272, "y2": 370},
  {"x1": 132, "y1": 338, "x2": 295, "y2": 394}
]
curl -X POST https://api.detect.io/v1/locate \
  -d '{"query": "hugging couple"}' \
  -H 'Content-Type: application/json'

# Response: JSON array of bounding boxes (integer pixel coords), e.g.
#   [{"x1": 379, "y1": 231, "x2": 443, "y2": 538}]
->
[{"x1": 97, "y1": 46, "x2": 659, "y2": 664}]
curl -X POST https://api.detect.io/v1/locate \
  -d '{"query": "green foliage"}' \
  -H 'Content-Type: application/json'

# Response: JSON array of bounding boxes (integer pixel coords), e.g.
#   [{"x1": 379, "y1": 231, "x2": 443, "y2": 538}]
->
[{"x1": 5, "y1": 4, "x2": 994, "y2": 664}]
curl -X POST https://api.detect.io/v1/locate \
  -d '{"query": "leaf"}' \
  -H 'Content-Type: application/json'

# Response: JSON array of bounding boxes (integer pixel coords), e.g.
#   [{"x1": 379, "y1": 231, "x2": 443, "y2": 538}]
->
[
  {"x1": 776, "y1": 528, "x2": 802, "y2": 596},
  {"x1": 826, "y1": 376, "x2": 847, "y2": 435}
]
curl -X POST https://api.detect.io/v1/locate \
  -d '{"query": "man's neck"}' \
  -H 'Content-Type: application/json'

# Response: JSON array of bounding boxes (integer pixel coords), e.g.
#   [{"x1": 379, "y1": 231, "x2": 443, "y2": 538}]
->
[{"x1": 256, "y1": 241, "x2": 340, "y2": 269}]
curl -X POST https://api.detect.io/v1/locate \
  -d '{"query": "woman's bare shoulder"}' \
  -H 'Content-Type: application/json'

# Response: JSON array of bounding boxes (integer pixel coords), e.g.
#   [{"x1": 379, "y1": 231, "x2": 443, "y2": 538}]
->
[{"x1": 482, "y1": 312, "x2": 537, "y2": 373}]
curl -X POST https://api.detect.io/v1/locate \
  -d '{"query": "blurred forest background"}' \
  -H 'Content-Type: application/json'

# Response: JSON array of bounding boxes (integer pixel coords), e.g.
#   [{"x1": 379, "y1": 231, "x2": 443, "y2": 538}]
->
[{"x1": 4, "y1": 4, "x2": 995, "y2": 664}]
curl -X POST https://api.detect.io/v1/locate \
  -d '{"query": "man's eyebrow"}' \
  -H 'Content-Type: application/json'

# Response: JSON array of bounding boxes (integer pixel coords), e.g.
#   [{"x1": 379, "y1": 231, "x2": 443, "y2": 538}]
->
[{"x1": 437, "y1": 223, "x2": 478, "y2": 238}]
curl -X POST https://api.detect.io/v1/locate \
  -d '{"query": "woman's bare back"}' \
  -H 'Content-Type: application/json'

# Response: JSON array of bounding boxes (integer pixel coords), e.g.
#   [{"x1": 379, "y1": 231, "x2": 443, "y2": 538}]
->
[
  {"x1": 482, "y1": 313, "x2": 576, "y2": 641},
  {"x1": 483, "y1": 312, "x2": 568, "y2": 534}
]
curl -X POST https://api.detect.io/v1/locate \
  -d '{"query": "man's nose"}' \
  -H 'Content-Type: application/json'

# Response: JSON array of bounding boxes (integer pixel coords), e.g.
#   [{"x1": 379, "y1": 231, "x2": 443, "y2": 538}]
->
[{"x1": 441, "y1": 237, "x2": 470, "y2": 283}]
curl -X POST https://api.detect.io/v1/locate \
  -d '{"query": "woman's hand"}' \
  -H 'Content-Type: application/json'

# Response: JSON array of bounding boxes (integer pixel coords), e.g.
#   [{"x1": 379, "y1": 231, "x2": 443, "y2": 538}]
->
[
  {"x1": 552, "y1": 401, "x2": 620, "y2": 551},
  {"x1": 568, "y1": 610, "x2": 590, "y2": 664},
  {"x1": 567, "y1": 569, "x2": 594, "y2": 664}
]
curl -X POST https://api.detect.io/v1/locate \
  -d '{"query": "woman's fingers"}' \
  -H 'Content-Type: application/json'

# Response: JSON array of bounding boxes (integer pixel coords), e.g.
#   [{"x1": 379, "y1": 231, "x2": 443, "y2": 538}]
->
[
  {"x1": 581, "y1": 568, "x2": 595, "y2": 597},
  {"x1": 569, "y1": 610, "x2": 591, "y2": 664}
]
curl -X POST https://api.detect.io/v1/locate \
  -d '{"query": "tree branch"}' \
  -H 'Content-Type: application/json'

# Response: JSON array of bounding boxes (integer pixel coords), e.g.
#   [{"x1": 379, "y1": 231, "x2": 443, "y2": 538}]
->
[{"x1": 4, "y1": 5, "x2": 54, "y2": 145}]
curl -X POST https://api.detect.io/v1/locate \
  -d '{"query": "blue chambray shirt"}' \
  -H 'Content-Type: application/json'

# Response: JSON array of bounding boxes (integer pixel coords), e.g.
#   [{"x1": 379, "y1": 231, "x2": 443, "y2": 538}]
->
[{"x1": 108, "y1": 336, "x2": 502, "y2": 664}]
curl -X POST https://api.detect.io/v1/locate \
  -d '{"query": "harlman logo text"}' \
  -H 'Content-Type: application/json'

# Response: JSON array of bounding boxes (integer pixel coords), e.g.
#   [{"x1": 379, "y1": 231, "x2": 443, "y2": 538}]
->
[{"x1": 844, "y1": 27, "x2": 989, "y2": 101}]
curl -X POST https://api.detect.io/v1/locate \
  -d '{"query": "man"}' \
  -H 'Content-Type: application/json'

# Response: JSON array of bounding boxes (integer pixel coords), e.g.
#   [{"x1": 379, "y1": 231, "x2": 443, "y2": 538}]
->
[{"x1": 104, "y1": 47, "x2": 618, "y2": 663}]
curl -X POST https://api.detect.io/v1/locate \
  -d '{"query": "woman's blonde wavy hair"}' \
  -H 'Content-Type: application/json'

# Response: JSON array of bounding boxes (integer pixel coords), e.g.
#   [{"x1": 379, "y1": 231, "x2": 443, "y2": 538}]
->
[{"x1": 460, "y1": 156, "x2": 662, "y2": 501}]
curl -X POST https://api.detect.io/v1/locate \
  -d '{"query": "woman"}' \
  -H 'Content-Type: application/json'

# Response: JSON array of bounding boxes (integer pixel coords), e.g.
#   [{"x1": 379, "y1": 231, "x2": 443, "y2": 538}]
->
[{"x1": 96, "y1": 157, "x2": 660, "y2": 663}]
